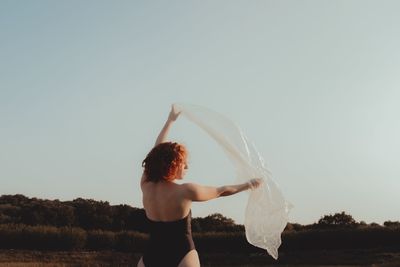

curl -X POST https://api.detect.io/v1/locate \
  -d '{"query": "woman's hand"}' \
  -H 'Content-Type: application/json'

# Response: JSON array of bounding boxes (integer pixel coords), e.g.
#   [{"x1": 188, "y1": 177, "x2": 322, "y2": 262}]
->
[
  {"x1": 247, "y1": 178, "x2": 264, "y2": 190},
  {"x1": 168, "y1": 104, "x2": 181, "y2": 122},
  {"x1": 154, "y1": 105, "x2": 181, "y2": 146}
]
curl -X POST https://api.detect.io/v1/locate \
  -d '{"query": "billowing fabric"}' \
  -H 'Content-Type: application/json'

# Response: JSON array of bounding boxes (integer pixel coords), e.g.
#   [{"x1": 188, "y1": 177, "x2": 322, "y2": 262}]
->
[{"x1": 174, "y1": 103, "x2": 291, "y2": 259}]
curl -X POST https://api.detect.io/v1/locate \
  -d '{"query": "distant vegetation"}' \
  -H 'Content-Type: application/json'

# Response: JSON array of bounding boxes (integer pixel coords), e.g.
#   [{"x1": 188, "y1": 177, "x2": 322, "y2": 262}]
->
[
  {"x1": 0, "y1": 194, "x2": 242, "y2": 232},
  {"x1": 0, "y1": 194, "x2": 399, "y2": 253}
]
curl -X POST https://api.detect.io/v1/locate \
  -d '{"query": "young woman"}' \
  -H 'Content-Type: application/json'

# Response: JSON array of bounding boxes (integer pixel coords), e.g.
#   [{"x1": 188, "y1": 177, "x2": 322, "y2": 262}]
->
[{"x1": 137, "y1": 105, "x2": 263, "y2": 267}]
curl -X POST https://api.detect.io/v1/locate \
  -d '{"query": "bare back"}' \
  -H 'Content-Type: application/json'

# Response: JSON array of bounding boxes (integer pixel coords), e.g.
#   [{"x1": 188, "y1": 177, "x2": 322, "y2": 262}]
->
[{"x1": 141, "y1": 174, "x2": 192, "y2": 221}]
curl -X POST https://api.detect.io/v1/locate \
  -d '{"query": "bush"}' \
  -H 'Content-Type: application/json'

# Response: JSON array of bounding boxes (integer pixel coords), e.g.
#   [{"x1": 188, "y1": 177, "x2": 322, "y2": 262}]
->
[
  {"x1": 1, "y1": 223, "x2": 399, "y2": 253},
  {"x1": 281, "y1": 227, "x2": 400, "y2": 250},
  {"x1": 194, "y1": 232, "x2": 259, "y2": 253},
  {"x1": 0, "y1": 224, "x2": 87, "y2": 250},
  {"x1": 87, "y1": 230, "x2": 116, "y2": 250},
  {"x1": 115, "y1": 231, "x2": 148, "y2": 252}
]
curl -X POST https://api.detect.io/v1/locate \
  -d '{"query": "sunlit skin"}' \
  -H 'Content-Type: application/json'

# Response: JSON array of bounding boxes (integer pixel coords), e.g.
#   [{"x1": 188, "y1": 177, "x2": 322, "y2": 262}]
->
[
  {"x1": 137, "y1": 105, "x2": 262, "y2": 267},
  {"x1": 176, "y1": 161, "x2": 188, "y2": 180}
]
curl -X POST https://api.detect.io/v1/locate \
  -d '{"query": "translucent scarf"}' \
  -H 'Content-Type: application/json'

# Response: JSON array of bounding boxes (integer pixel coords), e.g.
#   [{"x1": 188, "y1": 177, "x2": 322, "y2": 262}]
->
[{"x1": 174, "y1": 103, "x2": 291, "y2": 259}]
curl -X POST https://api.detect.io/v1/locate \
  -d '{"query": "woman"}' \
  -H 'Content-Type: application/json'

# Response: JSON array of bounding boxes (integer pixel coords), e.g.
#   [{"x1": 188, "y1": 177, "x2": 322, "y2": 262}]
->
[{"x1": 137, "y1": 105, "x2": 263, "y2": 267}]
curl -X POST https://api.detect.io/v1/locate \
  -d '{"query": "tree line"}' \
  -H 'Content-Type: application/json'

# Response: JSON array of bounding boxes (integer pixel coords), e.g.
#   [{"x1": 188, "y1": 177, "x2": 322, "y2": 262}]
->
[
  {"x1": 0, "y1": 194, "x2": 399, "y2": 253},
  {"x1": 0, "y1": 194, "x2": 243, "y2": 233},
  {"x1": 1, "y1": 194, "x2": 398, "y2": 232}
]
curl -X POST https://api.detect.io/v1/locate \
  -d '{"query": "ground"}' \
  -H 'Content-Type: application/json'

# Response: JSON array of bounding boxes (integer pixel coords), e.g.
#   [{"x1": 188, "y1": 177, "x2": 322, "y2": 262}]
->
[{"x1": 0, "y1": 249, "x2": 400, "y2": 267}]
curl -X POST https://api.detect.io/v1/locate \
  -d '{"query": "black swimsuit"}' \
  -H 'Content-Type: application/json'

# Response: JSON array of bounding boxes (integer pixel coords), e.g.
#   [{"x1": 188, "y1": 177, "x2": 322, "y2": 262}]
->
[{"x1": 143, "y1": 211, "x2": 196, "y2": 267}]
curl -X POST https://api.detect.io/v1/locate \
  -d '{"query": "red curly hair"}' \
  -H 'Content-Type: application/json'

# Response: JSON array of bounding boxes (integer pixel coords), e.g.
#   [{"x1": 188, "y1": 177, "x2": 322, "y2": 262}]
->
[{"x1": 142, "y1": 142, "x2": 188, "y2": 182}]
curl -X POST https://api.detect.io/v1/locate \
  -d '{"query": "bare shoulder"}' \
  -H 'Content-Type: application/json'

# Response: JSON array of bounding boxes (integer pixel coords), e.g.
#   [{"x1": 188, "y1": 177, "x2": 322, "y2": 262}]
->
[
  {"x1": 179, "y1": 183, "x2": 199, "y2": 198},
  {"x1": 180, "y1": 182, "x2": 203, "y2": 193},
  {"x1": 181, "y1": 182, "x2": 199, "y2": 190}
]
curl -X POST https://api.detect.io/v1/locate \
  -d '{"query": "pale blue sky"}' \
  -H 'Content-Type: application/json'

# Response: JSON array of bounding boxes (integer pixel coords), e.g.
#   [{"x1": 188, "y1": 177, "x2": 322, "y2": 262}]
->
[{"x1": 1, "y1": 1, "x2": 399, "y2": 225}]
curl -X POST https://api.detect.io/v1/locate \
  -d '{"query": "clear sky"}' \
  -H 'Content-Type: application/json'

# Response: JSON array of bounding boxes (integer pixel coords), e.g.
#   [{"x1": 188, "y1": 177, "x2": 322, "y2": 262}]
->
[{"x1": 1, "y1": 1, "x2": 399, "y2": 225}]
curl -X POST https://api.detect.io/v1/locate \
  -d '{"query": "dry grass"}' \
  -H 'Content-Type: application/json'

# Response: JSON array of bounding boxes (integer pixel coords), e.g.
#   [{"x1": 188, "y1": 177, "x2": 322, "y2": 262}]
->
[
  {"x1": 1, "y1": 249, "x2": 400, "y2": 266},
  {"x1": 0, "y1": 250, "x2": 138, "y2": 266}
]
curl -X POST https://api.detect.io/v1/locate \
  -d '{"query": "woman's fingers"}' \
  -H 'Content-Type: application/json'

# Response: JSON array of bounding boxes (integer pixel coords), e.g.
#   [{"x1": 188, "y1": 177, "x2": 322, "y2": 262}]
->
[
  {"x1": 168, "y1": 104, "x2": 181, "y2": 121},
  {"x1": 248, "y1": 178, "x2": 263, "y2": 189}
]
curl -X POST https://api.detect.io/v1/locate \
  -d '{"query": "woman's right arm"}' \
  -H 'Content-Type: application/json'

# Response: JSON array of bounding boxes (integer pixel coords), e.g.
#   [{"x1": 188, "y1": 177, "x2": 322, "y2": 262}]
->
[
  {"x1": 154, "y1": 105, "x2": 180, "y2": 147},
  {"x1": 182, "y1": 179, "x2": 263, "y2": 202}
]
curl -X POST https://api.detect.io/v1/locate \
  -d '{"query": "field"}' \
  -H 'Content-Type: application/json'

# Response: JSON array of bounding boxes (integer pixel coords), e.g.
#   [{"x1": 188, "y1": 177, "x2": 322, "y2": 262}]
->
[{"x1": 1, "y1": 249, "x2": 400, "y2": 267}]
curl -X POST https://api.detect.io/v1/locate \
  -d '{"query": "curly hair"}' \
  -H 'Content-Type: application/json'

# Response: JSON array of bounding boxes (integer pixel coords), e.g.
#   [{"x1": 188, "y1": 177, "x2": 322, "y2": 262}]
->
[{"x1": 142, "y1": 142, "x2": 188, "y2": 182}]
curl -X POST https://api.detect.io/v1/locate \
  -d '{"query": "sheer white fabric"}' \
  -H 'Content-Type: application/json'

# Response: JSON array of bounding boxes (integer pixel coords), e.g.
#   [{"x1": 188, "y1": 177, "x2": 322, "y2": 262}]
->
[{"x1": 174, "y1": 103, "x2": 291, "y2": 259}]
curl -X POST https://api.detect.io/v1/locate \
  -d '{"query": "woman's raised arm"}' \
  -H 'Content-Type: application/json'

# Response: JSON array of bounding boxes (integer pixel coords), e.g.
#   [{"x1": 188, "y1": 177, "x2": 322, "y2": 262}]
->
[
  {"x1": 154, "y1": 105, "x2": 181, "y2": 147},
  {"x1": 141, "y1": 105, "x2": 181, "y2": 185}
]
